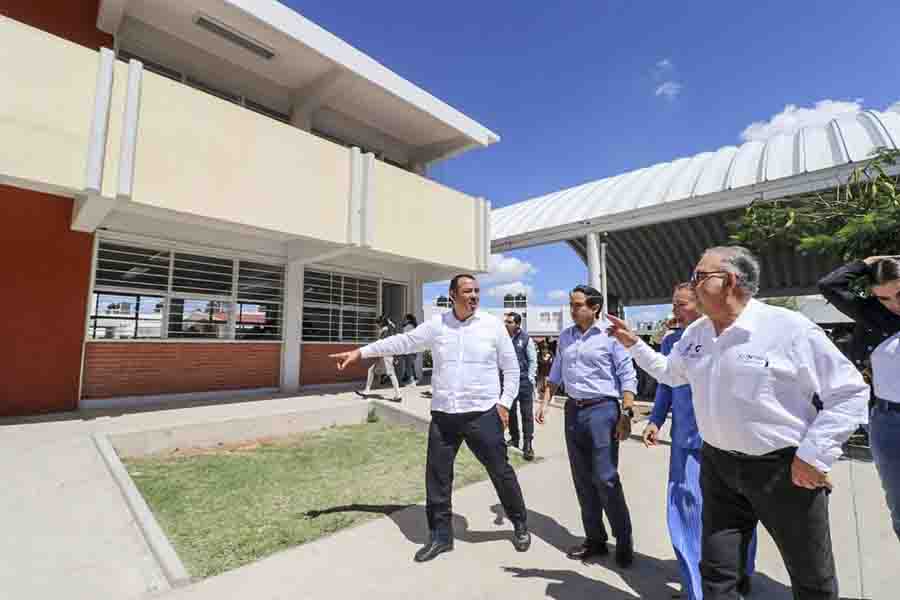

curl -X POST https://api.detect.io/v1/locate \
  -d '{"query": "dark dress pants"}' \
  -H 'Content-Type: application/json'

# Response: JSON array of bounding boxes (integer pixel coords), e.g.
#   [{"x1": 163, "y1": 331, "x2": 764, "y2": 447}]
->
[
  {"x1": 700, "y1": 444, "x2": 838, "y2": 600},
  {"x1": 564, "y1": 399, "x2": 633, "y2": 546},
  {"x1": 508, "y1": 381, "x2": 535, "y2": 443},
  {"x1": 426, "y1": 408, "x2": 527, "y2": 541}
]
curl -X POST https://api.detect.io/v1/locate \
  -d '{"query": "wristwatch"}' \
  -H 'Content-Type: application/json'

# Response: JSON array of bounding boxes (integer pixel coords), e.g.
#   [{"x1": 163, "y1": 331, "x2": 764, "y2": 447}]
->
[{"x1": 621, "y1": 406, "x2": 634, "y2": 419}]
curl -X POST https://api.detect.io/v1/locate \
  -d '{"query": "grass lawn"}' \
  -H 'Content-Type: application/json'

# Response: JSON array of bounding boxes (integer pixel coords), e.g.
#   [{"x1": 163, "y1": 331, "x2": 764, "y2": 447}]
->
[{"x1": 125, "y1": 421, "x2": 532, "y2": 578}]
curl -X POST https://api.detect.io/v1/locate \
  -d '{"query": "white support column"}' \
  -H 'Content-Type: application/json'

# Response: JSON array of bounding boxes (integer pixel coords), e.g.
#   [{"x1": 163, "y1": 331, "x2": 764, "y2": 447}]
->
[
  {"x1": 600, "y1": 236, "x2": 609, "y2": 317},
  {"x1": 586, "y1": 232, "x2": 601, "y2": 290},
  {"x1": 280, "y1": 260, "x2": 303, "y2": 393}
]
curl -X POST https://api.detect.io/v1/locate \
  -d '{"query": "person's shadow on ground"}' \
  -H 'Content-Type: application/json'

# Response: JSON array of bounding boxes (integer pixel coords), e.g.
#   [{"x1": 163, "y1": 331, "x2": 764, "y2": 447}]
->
[{"x1": 305, "y1": 502, "x2": 864, "y2": 599}]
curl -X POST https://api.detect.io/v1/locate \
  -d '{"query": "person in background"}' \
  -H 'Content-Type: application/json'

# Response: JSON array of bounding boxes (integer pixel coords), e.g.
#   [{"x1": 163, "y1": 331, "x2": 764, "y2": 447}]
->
[
  {"x1": 819, "y1": 255, "x2": 900, "y2": 541},
  {"x1": 503, "y1": 312, "x2": 538, "y2": 461},
  {"x1": 399, "y1": 313, "x2": 421, "y2": 386},
  {"x1": 355, "y1": 315, "x2": 402, "y2": 402},
  {"x1": 643, "y1": 283, "x2": 758, "y2": 599},
  {"x1": 536, "y1": 340, "x2": 554, "y2": 401}
]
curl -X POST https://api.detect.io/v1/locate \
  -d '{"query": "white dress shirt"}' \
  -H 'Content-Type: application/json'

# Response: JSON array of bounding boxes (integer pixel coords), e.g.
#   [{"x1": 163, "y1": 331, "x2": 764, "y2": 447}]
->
[
  {"x1": 872, "y1": 332, "x2": 900, "y2": 403},
  {"x1": 629, "y1": 299, "x2": 869, "y2": 472},
  {"x1": 360, "y1": 310, "x2": 519, "y2": 413}
]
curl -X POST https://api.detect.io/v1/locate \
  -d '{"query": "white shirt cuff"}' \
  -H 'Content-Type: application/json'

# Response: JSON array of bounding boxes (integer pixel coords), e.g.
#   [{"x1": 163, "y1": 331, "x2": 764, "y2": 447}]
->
[{"x1": 795, "y1": 439, "x2": 833, "y2": 473}]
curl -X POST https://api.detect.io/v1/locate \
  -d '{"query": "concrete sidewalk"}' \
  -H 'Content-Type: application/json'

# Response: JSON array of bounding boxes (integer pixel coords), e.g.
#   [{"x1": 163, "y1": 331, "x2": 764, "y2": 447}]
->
[{"x1": 1, "y1": 386, "x2": 893, "y2": 599}]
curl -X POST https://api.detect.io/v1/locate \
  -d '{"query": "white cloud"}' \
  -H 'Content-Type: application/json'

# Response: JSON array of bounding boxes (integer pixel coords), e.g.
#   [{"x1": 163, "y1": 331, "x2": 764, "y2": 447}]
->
[
  {"x1": 547, "y1": 289, "x2": 569, "y2": 302},
  {"x1": 888, "y1": 100, "x2": 900, "y2": 113},
  {"x1": 486, "y1": 281, "x2": 534, "y2": 299},
  {"x1": 480, "y1": 253, "x2": 537, "y2": 286},
  {"x1": 740, "y1": 99, "x2": 863, "y2": 142},
  {"x1": 655, "y1": 81, "x2": 682, "y2": 99}
]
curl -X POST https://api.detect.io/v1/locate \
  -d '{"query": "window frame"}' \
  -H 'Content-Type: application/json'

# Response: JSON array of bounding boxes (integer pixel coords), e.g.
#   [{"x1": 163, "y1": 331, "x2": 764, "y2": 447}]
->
[{"x1": 88, "y1": 236, "x2": 285, "y2": 344}]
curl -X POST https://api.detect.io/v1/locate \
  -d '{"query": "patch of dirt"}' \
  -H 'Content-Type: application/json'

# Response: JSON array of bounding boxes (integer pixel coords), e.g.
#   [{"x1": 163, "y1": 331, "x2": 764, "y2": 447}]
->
[{"x1": 165, "y1": 433, "x2": 309, "y2": 458}]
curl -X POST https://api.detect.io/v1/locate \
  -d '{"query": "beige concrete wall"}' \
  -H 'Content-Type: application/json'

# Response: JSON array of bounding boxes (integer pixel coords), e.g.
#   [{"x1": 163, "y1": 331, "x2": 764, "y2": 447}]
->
[
  {"x1": 0, "y1": 16, "x2": 96, "y2": 192},
  {"x1": 129, "y1": 70, "x2": 351, "y2": 243},
  {"x1": 371, "y1": 160, "x2": 478, "y2": 270}
]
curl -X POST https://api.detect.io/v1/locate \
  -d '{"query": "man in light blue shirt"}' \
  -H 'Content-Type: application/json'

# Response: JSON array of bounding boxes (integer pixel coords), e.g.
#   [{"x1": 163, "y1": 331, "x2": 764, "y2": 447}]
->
[{"x1": 536, "y1": 284, "x2": 638, "y2": 567}]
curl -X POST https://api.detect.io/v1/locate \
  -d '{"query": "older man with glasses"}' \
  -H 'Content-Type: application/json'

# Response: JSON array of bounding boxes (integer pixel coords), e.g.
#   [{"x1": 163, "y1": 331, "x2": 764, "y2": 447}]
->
[{"x1": 607, "y1": 246, "x2": 869, "y2": 600}]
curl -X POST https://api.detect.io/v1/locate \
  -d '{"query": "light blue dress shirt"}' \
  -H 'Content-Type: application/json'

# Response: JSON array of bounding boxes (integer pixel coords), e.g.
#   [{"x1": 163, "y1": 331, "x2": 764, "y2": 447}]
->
[{"x1": 548, "y1": 322, "x2": 637, "y2": 400}]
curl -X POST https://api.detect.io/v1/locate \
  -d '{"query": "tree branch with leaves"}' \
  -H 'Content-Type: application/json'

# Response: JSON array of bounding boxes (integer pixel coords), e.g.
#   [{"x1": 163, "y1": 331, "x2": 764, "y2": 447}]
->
[{"x1": 731, "y1": 147, "x2": 900, "y2": 261}]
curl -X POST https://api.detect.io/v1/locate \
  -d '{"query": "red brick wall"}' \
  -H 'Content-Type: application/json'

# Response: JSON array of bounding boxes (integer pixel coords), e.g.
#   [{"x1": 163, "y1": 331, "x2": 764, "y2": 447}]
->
[
  {"x1": 0, "y1": 185, "x2": 93, "y2": 416},
  {"x1": 82, "y1": 343, "x2": 281, "y2": 399},
  {"x1": 1, "y1": 0, "x2": 112, "y2": 51},
  {"x1": 300, "y1": 344, "x2": 372, "y2": 385}
]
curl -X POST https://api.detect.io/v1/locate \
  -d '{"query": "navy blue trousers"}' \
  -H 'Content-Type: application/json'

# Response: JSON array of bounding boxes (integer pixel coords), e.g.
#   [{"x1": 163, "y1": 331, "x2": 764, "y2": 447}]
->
[{"x1": 564, "y1": 399, "x2": 633, "y2": 546}]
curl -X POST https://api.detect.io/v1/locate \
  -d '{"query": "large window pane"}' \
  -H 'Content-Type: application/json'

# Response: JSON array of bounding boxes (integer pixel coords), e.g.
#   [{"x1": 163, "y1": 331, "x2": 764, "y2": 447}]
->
[
  {"x1": 88, "y1": 293, "x2": 163, "y2": 339},
  {"x1": 168, "y1": 299, "x2": 231, "y2": 339},
  {"x1": 235, "y1": 302, "x2": 282, "y2": 340},
  {"x1": 238, "y1": 261, "x2": 284, "y2": 302},
  {"x1": 302, "y1": 306, "x2": 339, "y2": 342},
  {"x1": 95, "y1": 242, "x2": 170, "y2": 292},
  {"x1": 172, "y1": 253, "x2": 234, "y2": 296}
]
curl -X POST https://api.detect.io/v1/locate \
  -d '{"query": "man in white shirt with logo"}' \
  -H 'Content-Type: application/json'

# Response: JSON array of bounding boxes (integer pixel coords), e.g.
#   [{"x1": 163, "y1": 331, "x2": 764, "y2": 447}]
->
[
  {"x1": 330, "y1": 274, "x2": 531, "y2": 562},
  {"x1": 606, "y1": 246, "x2": 869, "y2": 600}
]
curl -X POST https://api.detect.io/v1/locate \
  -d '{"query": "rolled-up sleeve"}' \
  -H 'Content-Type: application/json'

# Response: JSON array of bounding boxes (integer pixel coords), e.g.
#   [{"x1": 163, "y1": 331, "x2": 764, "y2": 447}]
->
[
  {"x1": 612, "y1": 340, "x2": 638, "y2": 395},
  {"x1": 794, "y1": 326, "x2": 870, "y2": 472},
  {"x1": 497, "y1": 323, "x2": 520, "y2": 408},
  {"x1": 526, "y1": 338, "x2": 538, "y2": 384}
]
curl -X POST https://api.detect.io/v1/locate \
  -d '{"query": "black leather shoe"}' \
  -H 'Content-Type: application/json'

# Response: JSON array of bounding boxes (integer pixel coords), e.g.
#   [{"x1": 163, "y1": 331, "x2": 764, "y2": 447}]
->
[
  {"x1": 566, "y1": 541, "x2": 608, "y2": 560},
  {"x1": 507, "y1": 438, "x2": 520, "y2": 449},
  {"x1": 523, "y1": 441, "x2": 535, "y2": 461},
  {"x1": 414, "y1": 539, "x2": 453, "y2": 562},
  {"x1": 615, "y1": 543, "x2": 634, "y2": 568},
  {"x1": 737, "y1": 575, "x2": 752, "y2": 596},
  {"x1": 512, "y1": 522, "x2": 531, "y2": 552}
]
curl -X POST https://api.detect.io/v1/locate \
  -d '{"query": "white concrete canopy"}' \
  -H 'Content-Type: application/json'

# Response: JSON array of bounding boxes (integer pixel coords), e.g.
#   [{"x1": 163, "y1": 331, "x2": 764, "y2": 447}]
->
[
  {"x1": 492, "y1": 108, "x2": 900, "y2": 305},
  {"x1": 97, "y1": 0, "x2": 499, "y2": 165}
]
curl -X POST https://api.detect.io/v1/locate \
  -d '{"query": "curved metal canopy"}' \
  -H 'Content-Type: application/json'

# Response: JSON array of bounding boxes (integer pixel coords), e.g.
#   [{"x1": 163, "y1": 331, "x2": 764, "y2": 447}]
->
[{"x1": 491, "y1": 108, "x2": 900, "y2": 304}]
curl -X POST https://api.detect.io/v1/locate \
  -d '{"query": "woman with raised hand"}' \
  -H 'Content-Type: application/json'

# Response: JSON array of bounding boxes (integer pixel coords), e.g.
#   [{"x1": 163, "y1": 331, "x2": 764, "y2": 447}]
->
[{"x1": 819, "y1": 255, "x2": 900, "y2": 541}]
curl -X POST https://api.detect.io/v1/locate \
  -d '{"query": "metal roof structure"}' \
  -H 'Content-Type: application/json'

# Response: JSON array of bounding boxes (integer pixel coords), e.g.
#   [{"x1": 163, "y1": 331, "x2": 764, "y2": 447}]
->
[{"x1": 491, "y1": 108, "x2": 900, "y2": 305}]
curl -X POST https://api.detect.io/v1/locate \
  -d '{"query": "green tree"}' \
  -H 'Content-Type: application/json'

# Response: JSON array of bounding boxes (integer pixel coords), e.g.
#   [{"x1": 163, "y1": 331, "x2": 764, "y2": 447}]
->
[
  {"x1": 763, "y1": 296, "x2": 799, "y2": 311},
  {"x1": 731, "y1": 148, "x2": 900, "y2": 261}
]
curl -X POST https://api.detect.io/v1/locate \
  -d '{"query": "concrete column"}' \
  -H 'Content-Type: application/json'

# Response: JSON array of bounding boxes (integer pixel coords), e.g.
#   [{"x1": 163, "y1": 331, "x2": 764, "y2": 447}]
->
[
  {"x1": 280, "y1": 260, "x2": 303, "y2": 393},
  {"x1": 586, "y1": 232, "x2": 601, "y2": 290}
]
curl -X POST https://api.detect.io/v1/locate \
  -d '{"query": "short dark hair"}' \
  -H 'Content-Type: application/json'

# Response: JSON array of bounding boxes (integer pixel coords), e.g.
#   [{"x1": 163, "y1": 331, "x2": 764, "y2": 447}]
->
[
  {"x1": 506, "y1": 312, "x2": 522, "y2": 326},
  {"x1": 571, "y1": 284, "x2": 603, "y2": 316},
  {"x1": 871, "y1": 258, "x2": 900, "y2": 286},
  {"x1": 449, "y1": 274, "x2": 476, "y2": 294}
]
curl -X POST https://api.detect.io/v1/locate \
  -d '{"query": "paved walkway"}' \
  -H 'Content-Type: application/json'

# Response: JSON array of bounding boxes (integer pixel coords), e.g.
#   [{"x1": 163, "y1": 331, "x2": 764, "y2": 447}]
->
[{"x1": 1, "y1": 386, "x2": 893, "y2": 599}]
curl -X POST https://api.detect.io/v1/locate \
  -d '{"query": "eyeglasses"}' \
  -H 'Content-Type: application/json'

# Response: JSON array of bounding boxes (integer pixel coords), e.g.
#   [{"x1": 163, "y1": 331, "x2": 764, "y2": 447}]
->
[{"x1": 690, "y1": 270, "x2": 730, "y2": 287}]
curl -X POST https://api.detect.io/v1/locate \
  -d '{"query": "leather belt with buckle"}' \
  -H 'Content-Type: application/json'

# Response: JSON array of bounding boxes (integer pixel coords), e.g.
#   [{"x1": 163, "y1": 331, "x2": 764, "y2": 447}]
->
[
  {"x1": 568, "y1": 396, "x2": 617, "y2": 408},
  {"x1": 875, "y1": 398, "x2": 900, "y2": 412}
]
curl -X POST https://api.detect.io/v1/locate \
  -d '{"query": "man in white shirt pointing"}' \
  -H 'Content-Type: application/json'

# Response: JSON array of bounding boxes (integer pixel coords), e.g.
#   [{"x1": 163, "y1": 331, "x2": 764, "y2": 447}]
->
[
  {"x1": 330, "y1": 274, "x2": 531, "y2": 562},
  {"x1": 606, "y1": 246, "x2": 868, "y2": 600}
]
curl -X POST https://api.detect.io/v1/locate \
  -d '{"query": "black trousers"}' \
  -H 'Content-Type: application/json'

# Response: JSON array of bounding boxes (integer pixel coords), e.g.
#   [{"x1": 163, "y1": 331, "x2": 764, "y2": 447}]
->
[
  {"x1": 700, "y1": 444, "x2": 837, "y2": 600},
  {"x1": 508, "y1": 381, "x2": 535, "y2": 443},
  {"x1": 426, "y1": 408, "x2": 527, "y2": 541}
]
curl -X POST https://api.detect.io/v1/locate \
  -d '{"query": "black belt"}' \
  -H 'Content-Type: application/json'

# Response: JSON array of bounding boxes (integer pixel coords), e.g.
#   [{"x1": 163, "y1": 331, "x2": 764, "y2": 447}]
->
[
  {"x1": 874, "y1": 398, "x2": 900, "y2": 412},
  {"x1": 566, "y1": 395, "x2": 618, "y2": 409},
  {"x1": 705, "y1": 443, "x2": 796, "y2": 460}
]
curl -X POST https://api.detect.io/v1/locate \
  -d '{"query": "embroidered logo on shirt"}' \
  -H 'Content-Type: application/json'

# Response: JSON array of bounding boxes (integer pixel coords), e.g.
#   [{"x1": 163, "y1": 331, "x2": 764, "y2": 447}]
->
[{"x1": 738, "y1": 353, "x2": 769, "y2": 367}]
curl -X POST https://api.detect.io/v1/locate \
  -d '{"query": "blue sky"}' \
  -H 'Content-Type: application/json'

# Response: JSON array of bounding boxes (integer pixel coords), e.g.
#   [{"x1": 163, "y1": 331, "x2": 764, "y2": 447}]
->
[{"x1": 284, "y1": 0, "x2": 900, "y2": 322}]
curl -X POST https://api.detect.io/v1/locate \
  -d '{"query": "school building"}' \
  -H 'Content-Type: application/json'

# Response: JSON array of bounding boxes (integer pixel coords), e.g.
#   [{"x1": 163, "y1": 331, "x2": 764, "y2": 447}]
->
[{"x1": 0, "y1": 0, "x2": 496, "y2": 416}]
